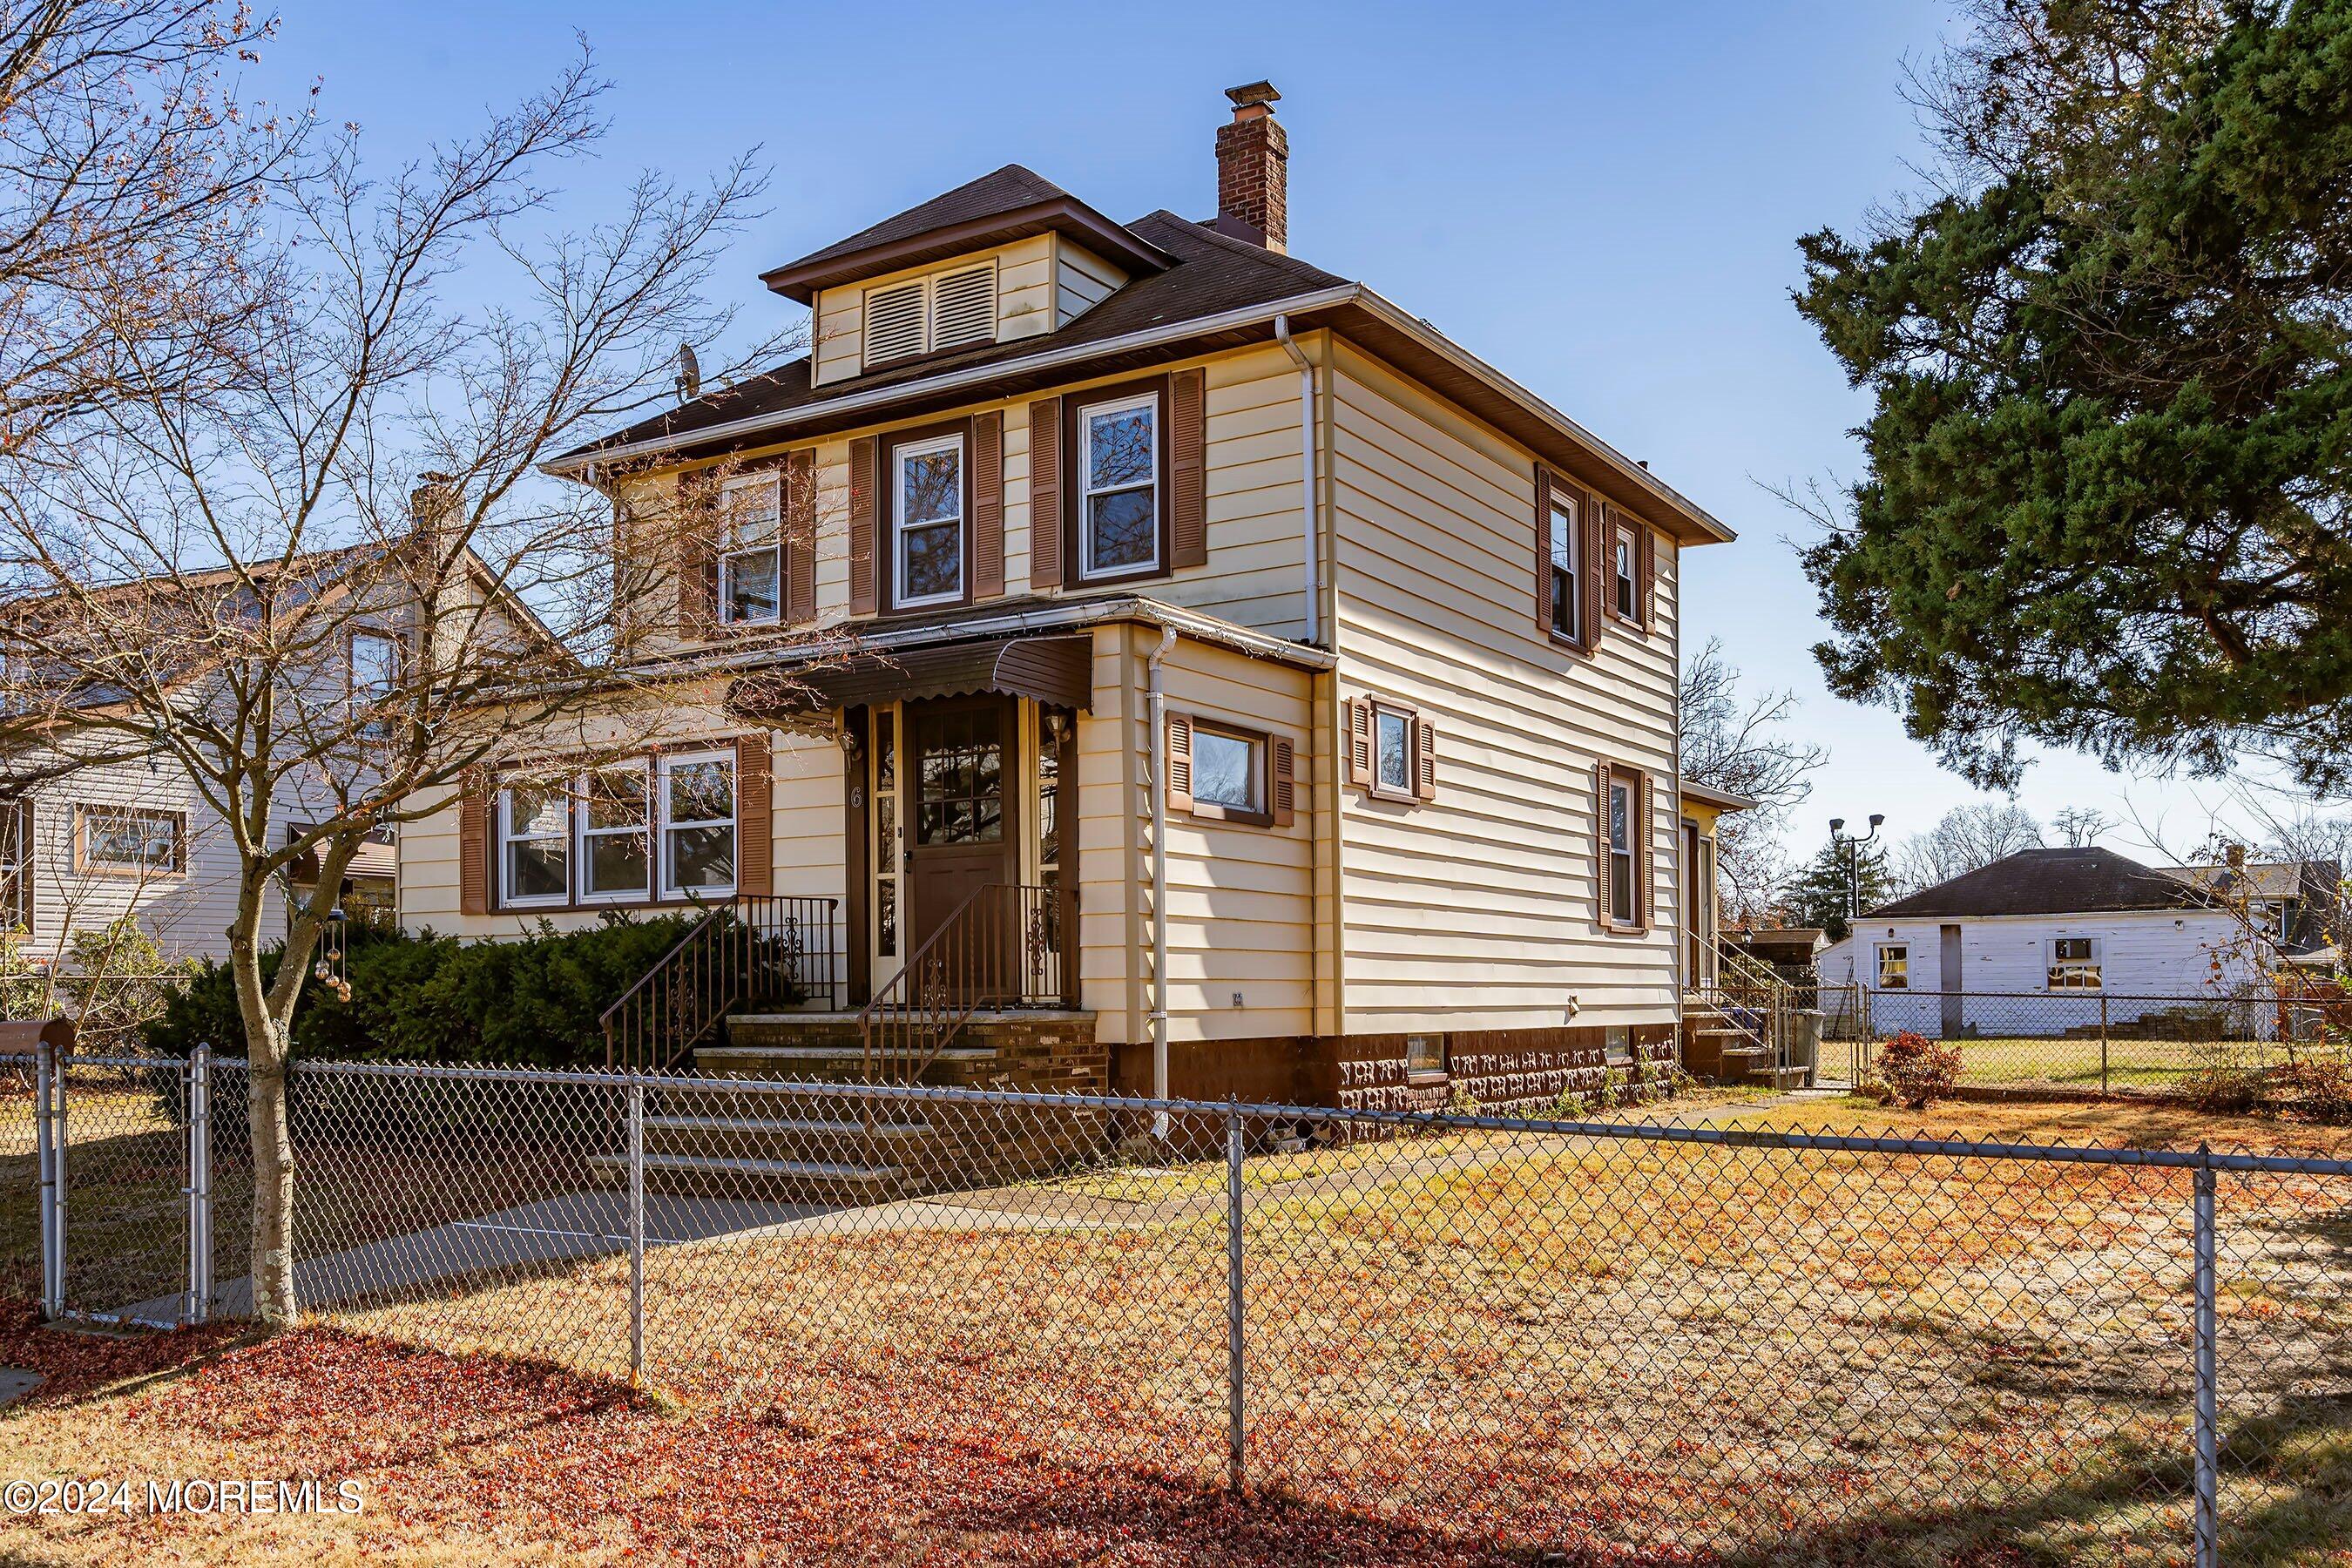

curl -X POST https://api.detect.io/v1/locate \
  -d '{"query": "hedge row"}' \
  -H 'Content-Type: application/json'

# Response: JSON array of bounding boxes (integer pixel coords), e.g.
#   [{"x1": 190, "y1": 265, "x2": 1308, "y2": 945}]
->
[{"x1": 141, "y1": 913, "x2": 698, "y2": 1067}]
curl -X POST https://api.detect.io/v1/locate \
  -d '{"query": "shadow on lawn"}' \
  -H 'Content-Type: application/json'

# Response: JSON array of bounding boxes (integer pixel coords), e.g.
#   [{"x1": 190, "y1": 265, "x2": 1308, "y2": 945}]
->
[{"x1": 1700, "y1": 1396, "x2": 2352, "y2": 1568}]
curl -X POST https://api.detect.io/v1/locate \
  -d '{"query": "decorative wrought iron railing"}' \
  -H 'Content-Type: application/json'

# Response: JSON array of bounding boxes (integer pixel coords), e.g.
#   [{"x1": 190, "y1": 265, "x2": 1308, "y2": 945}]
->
[
  {"x1": 600, "y1": 896, "x2": 842, "y2": 1074},
  {"x1": 860, "y1": 882, "x2": 1074, "y2": 1084}
]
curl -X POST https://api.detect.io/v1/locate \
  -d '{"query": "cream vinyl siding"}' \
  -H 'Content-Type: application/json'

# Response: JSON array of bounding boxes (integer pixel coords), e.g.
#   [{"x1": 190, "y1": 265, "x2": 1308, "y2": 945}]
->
[
  {"x1": 996, "y1": 235, "x2": 1054, "y2": 341},
  {"x1": 1072, "y1": 626, "x2": 1315, "y2": 1045},
  {"x1": 1327, "y1": 340, "x2": 1681, "y2": 1032},
  {"x1": 396, "y1": 691, "x2": 846, "y2": 940},
  {"x1": 809, "y1": 239, "x2": 1051, "y2": 387},
  {"x1": 1053, "y1": 239, "x2": 1126, "y2": 326}
]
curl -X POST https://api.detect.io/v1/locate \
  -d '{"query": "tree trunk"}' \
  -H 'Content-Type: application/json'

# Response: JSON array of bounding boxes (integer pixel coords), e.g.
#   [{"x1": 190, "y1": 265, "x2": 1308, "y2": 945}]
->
[{"x1": 229, "y1": 882, "x2": 302, "y2": 1327}]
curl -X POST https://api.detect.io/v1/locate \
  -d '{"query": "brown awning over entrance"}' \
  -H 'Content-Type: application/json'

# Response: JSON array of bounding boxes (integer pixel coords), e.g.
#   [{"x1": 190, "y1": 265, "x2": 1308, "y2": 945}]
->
[{"x1": 728, "y1": 633, "x2": 1094, "y2": 719}]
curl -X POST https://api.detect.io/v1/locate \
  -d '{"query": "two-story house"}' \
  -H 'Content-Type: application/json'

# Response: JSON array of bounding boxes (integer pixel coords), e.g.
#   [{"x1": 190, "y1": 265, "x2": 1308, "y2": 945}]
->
[{"x1": 396, "y1": 83, "x2": 1738, "y2": 1112}]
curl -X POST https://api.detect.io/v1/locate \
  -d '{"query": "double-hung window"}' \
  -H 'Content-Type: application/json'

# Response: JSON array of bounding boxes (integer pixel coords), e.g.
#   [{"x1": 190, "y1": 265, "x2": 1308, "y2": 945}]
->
[
  {"x1": 892, "y1": 433, "x2": 964, "y2": 608},
  {"x1": 1606, "y1": 776, "x2": 1637, "y2": 926},
  {"x1": 1612, "y1": 524, "x2": 1639, "y2": 622},
  {"x1": 659, "y1": 751, "x2": 736, "y2": 899},
  {"x1": 498, "y1": 783, "x2": 571, "y2": 907},
  {"x1": 348, "y1": 630, "x2": 400, "y2": 737},
  {"x1": 579, "y1": 764, "x2": 652, "y2": 902},
  {"x1": 1078, "y1": 392, "x2": 1159, "y2": 579},
  {"x1": 1549, "y1": 492, "x2": 1579, "y2": 642},
  {"x1": 2047, "y1": 936, "x2": 2102, "y2": 990},
  {"x1": 719, "y1": 472, "x2": 782, "y2": 625},
  {"x1": 0, "y1": 799, "x2": 26, "y2": 931}
]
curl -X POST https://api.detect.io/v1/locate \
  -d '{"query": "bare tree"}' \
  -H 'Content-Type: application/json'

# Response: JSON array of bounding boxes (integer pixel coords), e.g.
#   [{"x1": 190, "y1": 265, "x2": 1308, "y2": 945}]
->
[
  {"x1": 2050, "y1": 806, "x2": 2111, "y2": 848},
  {"x1": 1678, "y1": 637, "x2": 1828, "y2": 923},
  {"x1": 1891, "y1": 801, "x2": 2044, "y2": 893},
  {"x1": 0, "y1": 44, "x2": 802, "y2": 1326}
]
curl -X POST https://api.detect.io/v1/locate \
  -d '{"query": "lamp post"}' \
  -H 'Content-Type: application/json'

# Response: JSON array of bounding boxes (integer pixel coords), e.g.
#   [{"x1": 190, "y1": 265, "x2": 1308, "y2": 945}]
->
[{"x1": 1828, "y1": 814, "x2": 1885, "y2": 921}]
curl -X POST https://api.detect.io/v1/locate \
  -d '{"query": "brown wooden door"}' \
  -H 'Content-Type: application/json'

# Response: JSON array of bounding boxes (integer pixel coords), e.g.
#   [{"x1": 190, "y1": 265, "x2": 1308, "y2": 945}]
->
[{"x1": 905, "y1": 696, "x2": 1017, "y2": 991}]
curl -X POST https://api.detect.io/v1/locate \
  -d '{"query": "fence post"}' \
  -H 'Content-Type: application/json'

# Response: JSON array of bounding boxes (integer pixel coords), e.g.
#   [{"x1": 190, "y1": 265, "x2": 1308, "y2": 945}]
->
[
  {"x1": 1224, "y1": 1096, "x2": 1246, "y2": 1497},
  {"x1": 2099, "y1": 995, "x2": 2111, "y2": 1096},
  {"x1": 628, "y1": 1075, "x2": 646, "y2": 1387},
  {"x1": 2193, "y1": 1150, "x2": 2219, "y2": 1568},
  {"x1": 34, "y1": 1038, "x2": 60, "y2": 1321},
  {"x1": 186, "y1": 1044, "x2": 213, "y2": 1327}
]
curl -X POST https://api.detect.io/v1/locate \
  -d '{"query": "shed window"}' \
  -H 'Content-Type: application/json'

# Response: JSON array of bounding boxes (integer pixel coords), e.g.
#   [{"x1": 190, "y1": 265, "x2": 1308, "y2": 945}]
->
[
  {"x1": 1876, "y1": 943, "x2": 1909, "y2": 990},
  {"x1": 2048, "y1": 936, "x2": 2103, "y2": 990}
]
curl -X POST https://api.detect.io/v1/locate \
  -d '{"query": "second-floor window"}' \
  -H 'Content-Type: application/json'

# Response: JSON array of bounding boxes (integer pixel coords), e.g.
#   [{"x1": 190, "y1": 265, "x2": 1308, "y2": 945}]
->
[
  {"x1": 893, "y1": 432, "x2": 965, "y2": 609},
  {"x1": 720, "y1": 473, "x2": 782, "y2": 625},
  {"x1": 1613, "y1": 524, "x2": 1639, "y2": 621},
  {"x1": 348, "y1": 629, "x2": 400, "y2": 738},
  {"x1": 1549, "y1": 493, "x2": 1579, "y2": 642},
  {"x1": 1078, "y1": 392, "x2": 1159, "y2": 579}
]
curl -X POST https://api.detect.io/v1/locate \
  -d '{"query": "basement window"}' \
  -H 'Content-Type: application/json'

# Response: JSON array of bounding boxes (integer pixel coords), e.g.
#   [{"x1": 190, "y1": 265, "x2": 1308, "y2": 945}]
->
[{"x1": 1406, "y1": 1033, "x2": 1447, "y2": 1085}]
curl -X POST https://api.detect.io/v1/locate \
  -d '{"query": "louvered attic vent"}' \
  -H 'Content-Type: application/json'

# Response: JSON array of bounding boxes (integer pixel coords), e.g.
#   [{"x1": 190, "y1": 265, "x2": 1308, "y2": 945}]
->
[{"x1": 862, "y1": 260, "x2": 998, "y2": 368}]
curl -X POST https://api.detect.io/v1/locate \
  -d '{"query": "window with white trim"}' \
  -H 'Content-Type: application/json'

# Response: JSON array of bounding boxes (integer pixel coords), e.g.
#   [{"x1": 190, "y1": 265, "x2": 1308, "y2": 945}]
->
[
  {"x1": 892, "y1": 432, "x2": 964, "y2": 607},
  {"x1": 78, "y1": 806, "x2": 182, "y2": 875},
  {"x1": 1549, "y1": 492, "x2": 1579, "y2": 641},
  {"x1": 1375, "y1": 708, "x2": 1412, "y2": 797},
  {"x1": 578, "y1": 763, "x2": 652, "y2": 902},
  {"x1": 0, "y1": 799, "x2": 26, "y2": 932},
  {"x1": 719, "y1": 472, "x2": 781, "y2": 625},
  {"x1": 497, "y1": 782, "x2": 571, "y2": 906},
  {"x1": 348, "y1": 629, "x2": 400, "y2": 737},
  {"x1": 862, "y1": 260, "x2": 998, "y2": 368},
  {"x1": 1876, "y1": 943, "x2": 1909, "y2": 990},
  {"x1": 1607, "y1": 777, "x2": 1637, "y2": 925},
  {"x1": 1078, "y1": 391, "x2": 1158, "y2": 579},
  {"x1": 659, "y1": 751, "x2": 736, "y2": 898},
  {"x1": 2047, "y1": 936, "x2": 2103, "y2": 990},
  {"x1": 1612, "y1": 524, "x2": 1639, "y2": 621},
  {"x1": 1190, "y1": 726, "x2": 1262, "y2": 815}
]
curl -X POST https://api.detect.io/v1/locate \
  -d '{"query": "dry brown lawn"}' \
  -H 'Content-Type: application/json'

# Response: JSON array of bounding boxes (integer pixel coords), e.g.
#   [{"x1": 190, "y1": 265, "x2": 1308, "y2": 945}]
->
[{"x1": 2, "y1": 1092, "x2": 2349, "y2": 1565}]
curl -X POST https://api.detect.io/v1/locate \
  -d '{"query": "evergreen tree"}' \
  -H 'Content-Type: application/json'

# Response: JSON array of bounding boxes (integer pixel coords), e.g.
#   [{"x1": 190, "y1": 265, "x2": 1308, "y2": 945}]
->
[
  {"x1": 1785, "y1": 841, "x2": 1897, "y2": 943},
  {"x1": 1794, "y1": 0, "x2": 2352, "y2": 792}
]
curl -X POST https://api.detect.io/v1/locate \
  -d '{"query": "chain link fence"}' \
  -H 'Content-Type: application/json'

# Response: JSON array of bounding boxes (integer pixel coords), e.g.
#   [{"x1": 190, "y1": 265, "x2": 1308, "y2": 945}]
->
[
  {"x1": 1815, "y1": 984, "x2": 2349, "y2": 1096},
  {"x1": 12, "y1": 1045, "x2": 2352, "y2": 1562}
]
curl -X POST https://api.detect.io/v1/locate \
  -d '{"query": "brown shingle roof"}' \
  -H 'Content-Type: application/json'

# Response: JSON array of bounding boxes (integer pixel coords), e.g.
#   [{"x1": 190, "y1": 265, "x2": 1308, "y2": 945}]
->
[
  {"x1": 769, "y1": 165, "x2": 1071, "y2": 274},
  {"x1": 1867, "y1": 848, "x2": 2202, "y2": 919},
  {"x1": 570, "y1": 211, "x2": 1346, "y2": 461}
]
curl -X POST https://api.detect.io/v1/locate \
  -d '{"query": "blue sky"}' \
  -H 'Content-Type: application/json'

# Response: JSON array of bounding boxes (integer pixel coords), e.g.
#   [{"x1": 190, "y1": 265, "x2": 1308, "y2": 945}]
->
[{"x1": 245, "y1": 0, "x2": 2300, "y2": 866}]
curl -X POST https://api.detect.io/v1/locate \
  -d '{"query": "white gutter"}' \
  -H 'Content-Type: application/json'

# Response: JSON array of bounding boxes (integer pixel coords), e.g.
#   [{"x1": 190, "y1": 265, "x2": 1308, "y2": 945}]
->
[
  {"x1": 1144, "y1": 624, "x2": 1178, "y2": 1136},
  {"x1": 1272, "y1": 315, "x2": 1321, "y2": 646},
  {"x1": 547, "y1": 286, "x2": 1363, "y2": 476}
]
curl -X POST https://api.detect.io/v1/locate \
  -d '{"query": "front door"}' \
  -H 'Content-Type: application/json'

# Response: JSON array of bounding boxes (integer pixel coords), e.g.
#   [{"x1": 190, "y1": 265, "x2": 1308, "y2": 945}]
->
[{"x1": 905, "y1": 696, "x2": 1018, "y2": 981}]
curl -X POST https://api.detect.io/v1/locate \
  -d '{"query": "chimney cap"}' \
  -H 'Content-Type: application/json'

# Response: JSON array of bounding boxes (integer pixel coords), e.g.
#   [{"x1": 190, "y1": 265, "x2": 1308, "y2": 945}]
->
[{"x1": 1226, "y1": 80, "x2": 1280, "y2": 111}]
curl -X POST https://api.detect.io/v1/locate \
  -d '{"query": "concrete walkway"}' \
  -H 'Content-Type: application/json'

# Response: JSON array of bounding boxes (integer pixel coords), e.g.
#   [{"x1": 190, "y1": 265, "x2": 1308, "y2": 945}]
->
[{"x1": 121, "y1": 1190, "x2": 823, "y2": 1323}]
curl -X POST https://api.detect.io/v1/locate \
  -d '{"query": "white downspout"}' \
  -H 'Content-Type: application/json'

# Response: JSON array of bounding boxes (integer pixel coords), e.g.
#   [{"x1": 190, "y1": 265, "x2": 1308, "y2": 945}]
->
[
  {"x1": 1274, "y1": 314, "x2": 1321, "y2": 646},
  {"x1": 1145, "y1": 624, "x2": 1178, "y2": 1135}
]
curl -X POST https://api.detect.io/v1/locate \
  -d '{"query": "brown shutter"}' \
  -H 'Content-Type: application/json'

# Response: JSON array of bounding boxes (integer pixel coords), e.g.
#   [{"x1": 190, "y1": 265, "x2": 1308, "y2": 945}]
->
[
  {"x1": 1413, "y1": 717, "x2": 1437, "y2": 801},
  {"x1": 1345, "y1": 699, "x2": 1373, "y2": 787},
  {"x1": 676, "y1": 473, "x2": 718, "y2": 639},
  {"x1": 1636, "y1": 767, "x2": 1654, "y2": 929},
  {"x1": 1534, "y1": 468, "x2": 1555, "y2": 636},
  {"x1": 1593, "y1": 761, "x2": 1613, "y2": 927},
  {"x1": 784, "y1": 450, "x2": 816, "y2": 625},
  {"x1": 848, "y1": 436, "x2": 878, "y2": 615},
  {"x1": 1580, "y1": 493, "x2": 1606, "y2": 654},
  {"x1": 1170, "y1": 368, "x2": 1207, "y2": 570},
  {"x1": 734, "y1": 732, "x2": 772, "y2": 896},
  {"x1": 1270, "y1": 735, "x2": 1297, "y2": 828},
  {"x1": 1637, "y1": 524, "x2": 1657, "y2": 632},
  {"x1": 971, "y1": 411, "x2": 1004, "y2": 600},
  {"x1": 1166, "y1": 713, "x2": 1193, "y2": 811},
  {"x1": 1028, "y1": 398, "x2": 1063, "y2": 589},
  {"x1": 458, "y1": 784, "x2": 490, "y2": 916}
]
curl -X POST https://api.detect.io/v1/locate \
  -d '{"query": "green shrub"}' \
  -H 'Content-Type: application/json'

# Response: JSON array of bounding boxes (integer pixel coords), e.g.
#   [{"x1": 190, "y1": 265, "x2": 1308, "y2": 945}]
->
[{"x1": 142, "y1": 912, "x2": 699, "y2": 1067}]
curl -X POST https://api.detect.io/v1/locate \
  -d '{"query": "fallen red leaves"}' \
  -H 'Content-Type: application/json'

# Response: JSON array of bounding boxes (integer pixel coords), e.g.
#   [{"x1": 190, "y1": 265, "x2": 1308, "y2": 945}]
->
[{"x1": 2, "y1": 1307, "x2": 1549, "y2": 1565}]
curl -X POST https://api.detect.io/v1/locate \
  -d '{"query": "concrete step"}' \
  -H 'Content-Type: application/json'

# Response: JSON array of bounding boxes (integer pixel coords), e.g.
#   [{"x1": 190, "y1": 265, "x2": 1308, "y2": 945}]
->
[
  {"x1": 695, "y1": 1042, "x2": 996, "y2": 1084},
  {"x1": 587, "y1": 1150, "x2": 904, "y2": 1200},
  {"x1": 1742, "y1": 1065, "x2": 1815, "y2": 1090},
  {"x1": 642, "y1": 1112, "x2": 931, "y2": 1163}
]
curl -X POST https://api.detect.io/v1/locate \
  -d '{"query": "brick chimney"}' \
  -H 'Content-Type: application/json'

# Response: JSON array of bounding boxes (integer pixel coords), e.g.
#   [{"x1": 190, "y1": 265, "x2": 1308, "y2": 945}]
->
[{"x1": 1215, "y1": 81, "x2": 1288, "y2": 253}]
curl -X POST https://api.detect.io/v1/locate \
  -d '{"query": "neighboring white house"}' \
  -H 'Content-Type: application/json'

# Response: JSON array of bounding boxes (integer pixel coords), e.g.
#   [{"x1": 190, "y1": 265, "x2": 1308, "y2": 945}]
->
[{"x1": 1818, "y1": 846, "x2": 2342, "y2": 1037}]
